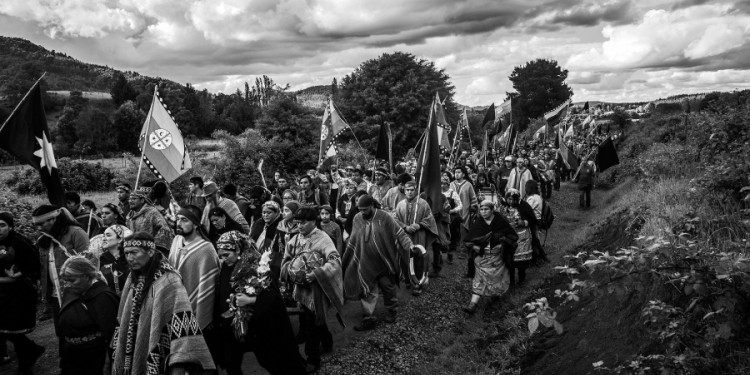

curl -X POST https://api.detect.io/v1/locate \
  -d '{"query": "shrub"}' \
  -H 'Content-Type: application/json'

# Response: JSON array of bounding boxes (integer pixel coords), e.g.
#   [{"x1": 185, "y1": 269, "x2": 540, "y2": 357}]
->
[{"x1": 6, "y1": 159, "x2": 117, "y2": 194}]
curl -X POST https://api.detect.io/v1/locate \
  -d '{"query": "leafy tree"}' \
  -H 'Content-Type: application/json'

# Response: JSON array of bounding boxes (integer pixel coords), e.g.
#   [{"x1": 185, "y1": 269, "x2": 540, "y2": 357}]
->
[
  {"x1": 256, "y1": 95, "x2": 318, "y2": 142},
  {"x1": 338, "y1": 52, "x2": 458, "y2": 157},
  {"x1": 508, "y1": 58, "x2": 573, "y2": 132},
  {"x1": 75, "y1": 106, "x2": 114, "y2": 154},
  {"x1": 110, "y1": 73, "x2": 138, "y2": 107},
  {"x1": 54, "y1": 91, "x2": 87, "y2": 155},
  {"x1": 112, "y1": 101, "x2": 145, "y2": 153}
]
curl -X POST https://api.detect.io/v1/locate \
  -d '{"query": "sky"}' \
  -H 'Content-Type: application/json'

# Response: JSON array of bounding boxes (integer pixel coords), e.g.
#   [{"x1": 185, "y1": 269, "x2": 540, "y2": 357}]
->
[{"x1": 2, "y1": 0, "x2": 750, "y2": 106}]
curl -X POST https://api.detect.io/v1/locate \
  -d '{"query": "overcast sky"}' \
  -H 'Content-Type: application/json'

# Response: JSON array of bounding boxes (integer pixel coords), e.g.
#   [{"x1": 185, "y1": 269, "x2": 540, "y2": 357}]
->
[{"x1": 2, "y1": 0, "x2": 750, "y2": 106}]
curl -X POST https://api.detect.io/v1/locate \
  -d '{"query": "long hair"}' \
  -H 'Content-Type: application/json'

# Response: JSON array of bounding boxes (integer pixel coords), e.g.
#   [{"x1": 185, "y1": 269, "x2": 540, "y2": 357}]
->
[
  {"x1": 61, "y1": 255, "x2": 106, "y2": 285},
  {"x1": 36, "y1": 208, "x2": 82, "y2": 249}
]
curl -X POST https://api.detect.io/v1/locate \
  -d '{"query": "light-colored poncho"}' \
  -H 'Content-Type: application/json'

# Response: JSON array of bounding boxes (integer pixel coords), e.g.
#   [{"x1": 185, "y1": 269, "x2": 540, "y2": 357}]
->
[{"x1": 168, "y1": 235, "x2": 220, "y2": 330}]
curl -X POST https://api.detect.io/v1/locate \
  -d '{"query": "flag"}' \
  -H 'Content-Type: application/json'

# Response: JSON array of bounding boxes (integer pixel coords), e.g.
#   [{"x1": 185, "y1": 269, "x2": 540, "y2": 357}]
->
[
  {"x1": 375, "y1": 123, "x2": 392, "y2": 169},
  {"x1": 558, "y1": 128, "x2": 579, "y2": 170},
  {"x1": 0, "y1": 80, "x2": 65, "y2": 205},
  {"x1": 496, "y1": 98, "x2": 512, "y2": 133},
  {"x1": 596, "y1": 137, "x2": 620, "y2": 172},
  {"x1": 482, "y1": 103, "x2": 495, "y2": 130},
  {"x1": 544, "y1": 99, "x2": 571, "y2": 127},
  {"x1": 479, "y1": 129, "x2": 489, "y2": 165},
  {"x1": 564, "y1": 121, "x2": 575, "y2": 138},
  {"x1": 415, "y1": 101, "x2": 443, "y2": 216},
  {"x1": 319, "y1": 98, "x2": 350, "y2": 163},
  {"x1": 139, "y1": 87, "x2": 192, "y2": 183},
  {"x1": 533, "y1": 125, "x2": 547, "y2": 140},
  {"x1": 433, "y1": 93, "x2": 452, "y2": 151},
  {"x1": 582, "y1": 101, "x2": 589, "y2": 112},
  {"x1": 581, "y1": 115, "x2": 593, "y2": 130}
]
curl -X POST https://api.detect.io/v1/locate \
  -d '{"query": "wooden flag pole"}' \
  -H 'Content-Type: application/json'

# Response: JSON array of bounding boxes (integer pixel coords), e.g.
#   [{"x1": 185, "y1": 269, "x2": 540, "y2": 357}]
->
[
  {"x1": 0, "y1": 72, "x2": 47, "y2": 135},
  {"x1": 134, "y1": 86, "x2": 157, "y2": 191},
  {"x1": 414, "y1": 100, "x2": 433, "y2": 225}
]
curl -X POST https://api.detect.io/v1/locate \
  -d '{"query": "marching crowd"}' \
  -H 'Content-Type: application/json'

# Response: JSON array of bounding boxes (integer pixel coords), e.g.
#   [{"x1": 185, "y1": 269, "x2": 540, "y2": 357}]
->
[{"x1": 0, "y1": 136, "x2": 613, "y2": 375}]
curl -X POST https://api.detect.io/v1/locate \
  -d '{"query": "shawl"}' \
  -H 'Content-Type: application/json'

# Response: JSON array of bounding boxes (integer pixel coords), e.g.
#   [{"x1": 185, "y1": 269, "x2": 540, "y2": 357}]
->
[
  {"x1": 201, "y1": 198, "x2": 250, "y2": 235},
  {"x1": 506, "y1": 168, "x2": 534, "y2": 200},
  {"x1": 394, "y1": 197, "x2": 438, "y2": 249},
  {"x1": 280, "y1": 228, "x2": 344, "y2": 326},
  {"x1": 168, "y1": 236, "x2": 219, "y2": 330},
  {"x1": 111, "y1": 259, "x2": 215, "y2": 375},
  {"x1": 450, "y1": 180, "x2": 478, "y2": 228},
  {"x1": 342, "y1": 210, "x2": 413, "y2": 299},
  {"x1": 320, "y1": 220, "x2": 343, "y2": 253},
  {"x1": 126, "y1": 205, "x2": 174, "y2": 251},
  {"x1": 466, "y1": 214, "x2": 518, "y2": 266},
  {"x1": 381, "y1": 186, "x2": 406, "y2": 215}
]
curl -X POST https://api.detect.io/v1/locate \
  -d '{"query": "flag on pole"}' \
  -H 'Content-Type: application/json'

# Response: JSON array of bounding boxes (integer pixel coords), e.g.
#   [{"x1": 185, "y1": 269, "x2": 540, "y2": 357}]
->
[
  {"x1": 581, "y1": 115, "x2": 593, "y2": 130},
  {"x1": 480, "y1": 129, "x2": 489, "y2": 165},
  {"x1": 0, "y1": 77, "x2": 65, "y2": 205},
  {"x1": 496, "y1": 98, "x2": 512, "y2": 133},
  {"x1": 544, "y1": 99, "x2": 572, "y2": 127},
  {"x1": 319, "y1": 98, "x2": 351, "y2": 163},
  {"x1": 533, "y1": 125, "x2": 547, "y2": 140},
  {"x1": 139, "y1": 88, "x2": 192, "y2": 183},
  {"x1": 564, "y1": 121, "x2": 575, "y2": 138},
  {"x1": 433, "y1": 93, "x2": 452, "y2": 151},
  {"x1": 415, "y1": 102, "x2": 443, "y2": 215},
  {"x1": 557, "y1": 128, "x2": 579, "y2": 170},
  {"x1": 596, "y1": 137, "x2": 620, "y2": 171},
  {"x1": 582, "y1": 101, "x2": 590, "y2": 112},
  {"x1": 482, "y1": 103, "x2": 495, "y2": 130}
]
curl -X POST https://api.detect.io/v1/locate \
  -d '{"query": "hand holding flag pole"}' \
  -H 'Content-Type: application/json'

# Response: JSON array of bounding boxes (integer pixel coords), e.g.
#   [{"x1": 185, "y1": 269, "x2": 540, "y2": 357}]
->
[{"x1": 257, "y1": 158, "x2": 268, "y2": 190}]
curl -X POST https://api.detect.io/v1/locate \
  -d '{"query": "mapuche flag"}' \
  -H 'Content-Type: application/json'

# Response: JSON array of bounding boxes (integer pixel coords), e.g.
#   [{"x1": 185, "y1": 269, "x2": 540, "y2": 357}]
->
[
  {"x1": 544, "y1": 99, "x2": 571, "y2": 127},
  {"x1": 433, "y1": 92, "x2": 452, "y2": 152},
  {"x1": 0, "y1": 81, "x2": 65, "y2": 205},
  {"x1": 557, "y1": 128, "x2": 579, "y2": 170},
  {"x1": 596, "y1": 136, "x2": 620, "y2": 172},
  {"x1": 139, "y1": 87, "x2": 192, "y2": 183},
  {"x1": 375, "y1": 122, "x2": 392, "y2": 169},
  {"x1": 496, "y1": 98, "x2": 512, "y2": 133},
  {"x1": 319, "y1": 98, "x2": 350, "y2": 163}
]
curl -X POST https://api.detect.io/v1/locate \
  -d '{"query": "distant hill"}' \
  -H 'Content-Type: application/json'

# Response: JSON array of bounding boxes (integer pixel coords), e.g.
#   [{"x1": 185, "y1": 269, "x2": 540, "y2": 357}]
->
[{"x1": 295, "y1": 85, "x2": 330, "y2": 109}]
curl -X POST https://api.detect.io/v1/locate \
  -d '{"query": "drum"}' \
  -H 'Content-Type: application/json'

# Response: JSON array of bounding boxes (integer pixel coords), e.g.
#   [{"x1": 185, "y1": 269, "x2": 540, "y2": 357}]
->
[
  {"x1": 409, "y1": 245, "x2": 429, "y2": 287},
  {"x1": 287, "y1": 251, "x2": 326, "y2": 285}
]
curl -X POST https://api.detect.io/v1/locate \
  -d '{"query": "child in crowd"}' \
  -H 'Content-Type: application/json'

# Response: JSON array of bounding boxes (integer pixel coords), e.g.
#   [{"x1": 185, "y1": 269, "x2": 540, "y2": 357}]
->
[{"x1": 319, "y1": 205, "x2": 343, "y2": 253}]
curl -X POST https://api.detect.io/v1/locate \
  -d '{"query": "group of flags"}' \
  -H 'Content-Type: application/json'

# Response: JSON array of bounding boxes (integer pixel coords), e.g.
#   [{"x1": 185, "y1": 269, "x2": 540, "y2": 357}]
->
[
  {"x1": 0, "y1": 75, "x2": 192, "y2": 206},
  {"x1": 0, "y1": 76, "x2": 618, "y2": 210}
]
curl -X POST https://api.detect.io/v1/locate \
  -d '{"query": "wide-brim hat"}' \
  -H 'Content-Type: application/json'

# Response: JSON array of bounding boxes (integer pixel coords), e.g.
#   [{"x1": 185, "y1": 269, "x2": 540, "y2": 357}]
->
[{"x1": 201, "y1": 182, "x2": 219, "y2": 197}]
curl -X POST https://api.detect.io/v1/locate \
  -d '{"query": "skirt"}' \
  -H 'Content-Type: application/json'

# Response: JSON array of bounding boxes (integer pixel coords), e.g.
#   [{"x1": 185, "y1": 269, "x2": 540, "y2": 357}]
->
[
  {"x1": 514, "y1": 228, "x2": 533, "y2": 263},
  {"x1": 472, "y1": 246, "x2": 510, "y2": 297}
]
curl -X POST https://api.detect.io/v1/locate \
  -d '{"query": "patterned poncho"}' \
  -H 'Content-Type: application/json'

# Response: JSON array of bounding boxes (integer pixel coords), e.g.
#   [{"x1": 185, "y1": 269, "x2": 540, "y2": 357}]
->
[
  {"x1": 111, "y1": 257, "x2": 215, "y2": 375},
  {"x1": 394, "y1": 196, "x2": 438, "y2": 249},
  {"x1": 168, "y1": 235, "x2": 220, "y2": 330}
]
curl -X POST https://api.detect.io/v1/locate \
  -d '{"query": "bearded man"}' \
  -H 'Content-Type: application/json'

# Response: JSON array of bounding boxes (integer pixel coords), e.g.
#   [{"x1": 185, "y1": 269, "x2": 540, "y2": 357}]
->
[
  {"x1": 112, "y1": 232, "x2": 215, "y2": 375},
  {"x1": 126, "y1": 185, "x2": 174, "y2": 252},
  {"x1": 342, "y1": 195, "x2": 414, "y2": 331}
]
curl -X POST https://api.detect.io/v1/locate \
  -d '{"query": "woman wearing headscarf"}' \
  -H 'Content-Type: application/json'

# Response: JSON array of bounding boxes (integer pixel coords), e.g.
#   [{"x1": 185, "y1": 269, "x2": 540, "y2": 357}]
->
[
  {"x1": 208, "y1": 207, "x2": 245, "y2": 247},
  {"x1": 473, "y1": 172, "x2": 497, "y2": 204},
  {"x1": 501, "y1": 189, "x2": 537, "y2": 287},
  {"x1": 214, "y1": 231, "x2": 305, "y2": 375},
  {"x1": 0, "y1": 212, "x2": 45, "y2": 375},
  {"x1": 58, "y1": 256, "x2": 118, "y2": 375},
  {"x1": 462, "y1": 201, "x2": 517, "y2": 314},
  {"x1": 250, "y1": 201, "x2": 284, "y2": 282},
  {"x1": 99, "y1": 225, "x2": 132, "y2": 297}
]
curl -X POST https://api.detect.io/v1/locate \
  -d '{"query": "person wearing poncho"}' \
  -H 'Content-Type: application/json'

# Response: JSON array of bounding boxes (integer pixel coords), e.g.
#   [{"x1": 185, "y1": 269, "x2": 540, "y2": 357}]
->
[
  {"x1": 168, "y1": 206, "x2": 220, "y2": 363},
  {"x1": 126, "y1": 185, "x2": 175, "y2": 253},
  {"x1": 462, "y1": 200, "x2": 518, "y2": 314},
  {"x1": 200, "y1": 181, "x2": 251, "y2": 235},
  {"x1": 112, "y1": 232, "x2": 215, "y2": 375},
  {"x1": 394, "y1": 181, "x2": 438, "y2": 295},
  {"x1": 342, "y1": 195, "x2": 414, "y2": 331},
  {"x1": 280, "y1": 207, "x2": 344, "y2": 373},
  {"x1": 214, "y1": 231, "x2": 305, "y2": 375}
]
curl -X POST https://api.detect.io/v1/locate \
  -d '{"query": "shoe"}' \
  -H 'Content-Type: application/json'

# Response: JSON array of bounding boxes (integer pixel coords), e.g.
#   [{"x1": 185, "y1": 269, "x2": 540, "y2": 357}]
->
[
  {"x1": 411, "y1": 288, "x2": 422, "y2": 297},
  {"x1": 447, "y1": 253, "x2": 453, "y2": 264},
  {"x1": 383, "y1": 311, "x2": 396, "y2": 324},
  {"x1": 305, "y1": 362, "x2": 320, "y2": 373},
  {"x1": 428, "y1": 271, "x2": 440, "y2": 278},
  {"x1": 353, "y1": 318, "x2": 377, "y2": 331},
  {"x1": 462, "y1": 303, "x2": 477, "y2": 315}
]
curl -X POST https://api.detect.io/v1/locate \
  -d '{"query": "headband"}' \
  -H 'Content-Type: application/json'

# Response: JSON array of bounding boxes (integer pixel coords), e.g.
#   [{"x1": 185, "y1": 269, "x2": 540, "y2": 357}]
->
[
  {"x1": 116, "y1": 185, "x2": 131, "y2": 193},
  {"x1": 32, "y1": 209, "x2": 60, "y2": 224},
  {"x1": 122, "y1": 239, "x2": 156, "y2": 250},
  {"x1": 107, "y1": 225, "x2": 131, "y2": 239},
  {"x1": 262, "y1": 201, "x2": 280, "y2": 212}
]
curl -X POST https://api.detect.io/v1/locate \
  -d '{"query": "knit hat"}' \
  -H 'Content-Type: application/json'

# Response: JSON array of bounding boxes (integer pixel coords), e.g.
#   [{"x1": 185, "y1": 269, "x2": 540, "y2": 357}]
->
[
  {"x1": 177, "y1": 206, "x2": 203, "y2": 227},
  {"x1": 357, "y1": 194, "x2": 375, "y2": 208},
  {"x1": 0, "y1": 212, "x2": 13, "y2": 227},
  {"x1": 216, "y1": 230, "x2": 249, "y2": 252},
  {"x1": 284, "y1": 200, "x2": 300, "y2": 214},
  {"x1": 479, "y1": 200, "x2": 495, "y2": 210}
]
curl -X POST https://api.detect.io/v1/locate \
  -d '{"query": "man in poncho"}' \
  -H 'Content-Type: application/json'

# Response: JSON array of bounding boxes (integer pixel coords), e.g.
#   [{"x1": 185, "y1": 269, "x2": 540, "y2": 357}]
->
[
  {"x1": 342, "y1": 195, "x2": 414, "y2": 331},
  {"x1": 168, "y1": 206, "x2": 220, "y2": 362},
  {"x1": 395, "y1": 181, "x2": 438, "y2": 296},
  {"x1": 280, "y1": 207, "x2": 344, "y2": 373},
  {"x1": 112, "y1": 232, "x2": 214, "y2": 375},
  {"x1": 200, "y1": 181, "x2": 251, "y2": 234},
  {"x1": 126, "y1": 185, "x2": 175, "y2": 252}
]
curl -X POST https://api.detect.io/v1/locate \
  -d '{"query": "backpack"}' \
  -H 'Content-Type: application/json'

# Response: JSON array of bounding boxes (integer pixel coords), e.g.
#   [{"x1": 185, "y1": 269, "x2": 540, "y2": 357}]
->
[{"x1": 540, "y1": 200, "x2": 555, "y2": 230}]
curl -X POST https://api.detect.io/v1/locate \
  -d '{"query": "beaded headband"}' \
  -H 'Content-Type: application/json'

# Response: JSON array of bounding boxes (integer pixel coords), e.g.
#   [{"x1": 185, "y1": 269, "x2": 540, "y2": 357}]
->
[
  {"x1": 122, "y1": 239, "x2": 156, "y2": 250},
  {"x1": 32, "y1": 209, "x2": 60, "y2": 224}
]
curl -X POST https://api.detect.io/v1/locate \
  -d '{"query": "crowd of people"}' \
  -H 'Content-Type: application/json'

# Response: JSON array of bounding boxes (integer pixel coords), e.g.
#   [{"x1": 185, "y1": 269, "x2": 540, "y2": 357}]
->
[{"x1": 0, "y1": 134, "x2": 617, "y2": 374}]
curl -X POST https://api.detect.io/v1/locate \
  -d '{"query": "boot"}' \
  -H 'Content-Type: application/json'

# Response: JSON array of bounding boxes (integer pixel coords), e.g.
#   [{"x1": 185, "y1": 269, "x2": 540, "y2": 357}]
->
[
  {"x1": 383, "y1": 310, "x2": 397, "y2": 324},
  {"x1": 462, "y1": 302, "x2": 478, "y2": 315},
  {"x1": 354, "y1": 317, "x2": 377, "y2": 331}
]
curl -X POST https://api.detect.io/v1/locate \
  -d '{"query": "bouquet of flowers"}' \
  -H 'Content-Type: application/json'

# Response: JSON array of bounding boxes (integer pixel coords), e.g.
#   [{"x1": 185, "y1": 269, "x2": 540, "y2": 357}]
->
[{"x1": 228, "y1": 248, "x2": 272, "y2": 341}]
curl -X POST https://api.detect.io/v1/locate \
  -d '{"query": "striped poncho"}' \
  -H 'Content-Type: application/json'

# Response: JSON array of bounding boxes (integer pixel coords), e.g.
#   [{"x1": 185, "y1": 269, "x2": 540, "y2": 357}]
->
[{"x1": 168, "y1": 236, "x2": 220, "y2": 330}]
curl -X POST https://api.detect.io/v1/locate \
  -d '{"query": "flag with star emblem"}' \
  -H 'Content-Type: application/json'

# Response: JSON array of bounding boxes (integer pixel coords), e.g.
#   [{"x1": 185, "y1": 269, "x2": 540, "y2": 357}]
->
[
  {"x1": 0, "y1": 81, "x2": 65, "y2": 205},
  {"x1": 319, "y1": 98, "x2": 351, "y2": 163},
  {"x1": 138, "y1": 87, "x2": 192, "y2": 183}
]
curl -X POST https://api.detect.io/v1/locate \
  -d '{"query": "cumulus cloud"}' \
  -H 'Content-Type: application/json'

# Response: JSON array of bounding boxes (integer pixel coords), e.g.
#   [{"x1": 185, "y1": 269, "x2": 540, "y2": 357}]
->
[{"x1": 521, "y1": 0, "x2": 637, "y2": 30}]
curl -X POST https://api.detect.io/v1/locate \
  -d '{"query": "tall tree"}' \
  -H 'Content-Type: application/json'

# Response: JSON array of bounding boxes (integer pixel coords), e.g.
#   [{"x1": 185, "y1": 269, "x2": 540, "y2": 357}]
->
[
  {"x1": 112, "y1": 100, "x2": 145, "y2": 153},
  {"x1": 507, "y1": 58, "x2": 573, "y2": 132},
  {"x1": 110, "y1": 73, "x2": 138, "y2": 107},
  {"x1": 338, "y1": 52, "x2": 457, "y2": 157}
]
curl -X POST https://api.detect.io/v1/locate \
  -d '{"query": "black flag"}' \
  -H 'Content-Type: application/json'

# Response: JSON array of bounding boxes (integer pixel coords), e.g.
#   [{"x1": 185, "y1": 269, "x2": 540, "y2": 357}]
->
[
  {"x1": 415, "y1": 105, "x2": 443, "y2": 215},
  {"x1": 482, "y1": 103, "x2": 495, "y2": 129},
  {"x1": 375, "y1": 123, "x2": 392, "y2": 170},
  {"x1": 582, "y1": 101, "x2": 589, "y2": 112},
  {"x1": 0, "y1": 81, "x2": 66, "y2": 206},
  {"x1": 596, "y1": 137, "x2": 620, "y2": 172}
]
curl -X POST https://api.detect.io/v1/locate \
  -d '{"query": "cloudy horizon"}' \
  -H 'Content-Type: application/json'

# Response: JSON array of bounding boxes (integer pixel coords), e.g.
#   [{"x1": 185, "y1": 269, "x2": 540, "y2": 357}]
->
[{"x1": 2, "y1": 0, "x2": 749, "y2": 106}]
